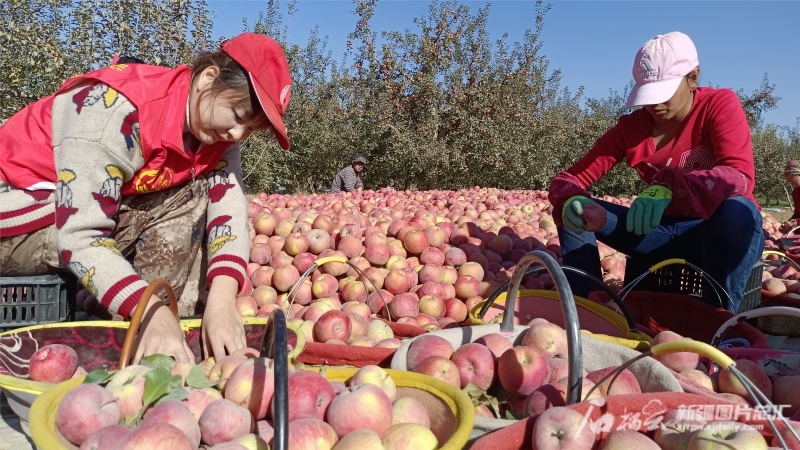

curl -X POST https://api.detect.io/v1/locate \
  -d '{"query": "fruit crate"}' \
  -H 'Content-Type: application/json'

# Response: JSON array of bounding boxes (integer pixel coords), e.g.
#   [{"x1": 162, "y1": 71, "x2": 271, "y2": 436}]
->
[
  {"x1": 623, "y1": 259, "x2": 763, "y2": 314},
  {"x1": 0, "y1": 274, "x2": 77, "y2": 330}
]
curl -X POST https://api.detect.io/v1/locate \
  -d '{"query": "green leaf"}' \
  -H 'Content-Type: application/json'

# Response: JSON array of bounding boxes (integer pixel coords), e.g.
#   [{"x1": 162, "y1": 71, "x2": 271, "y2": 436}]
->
[
  {"x1": 140, "y1": 354, "x2": 176, "y2": 371},
  {"x1": 505, "y1": 409, "x2": 517, "y2": 420},
  {"x1": 155, "y1": 386, "x2": 189, "y2": 406},
  {"x1": 185, "y1": 364, "x2": 215, "y2": 389},
  {"x1": 82, "y1": 369, "x2": 112, "y2": 385},
  {"x1": 129, "y1": 367, "x2": 185, "y2": 425}
]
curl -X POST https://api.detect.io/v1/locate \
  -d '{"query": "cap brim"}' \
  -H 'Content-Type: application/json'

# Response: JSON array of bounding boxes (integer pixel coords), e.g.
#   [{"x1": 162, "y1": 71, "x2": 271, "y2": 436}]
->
[
  {"x1": 248, "y1": 72, "x2": 290, "y2": 150},
  {"x1": 625, "y1": 76, "x2": 684, "y2": 109}
]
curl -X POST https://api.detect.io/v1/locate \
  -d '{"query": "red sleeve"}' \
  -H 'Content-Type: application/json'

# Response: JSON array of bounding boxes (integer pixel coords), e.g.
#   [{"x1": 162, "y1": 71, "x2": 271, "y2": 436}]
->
[
  {"x1": 548, "y1": 123, "x2": 628, "y2": 225},
  {"x1": 651, "y1": 90, "x2": 755, "y2": 219}
]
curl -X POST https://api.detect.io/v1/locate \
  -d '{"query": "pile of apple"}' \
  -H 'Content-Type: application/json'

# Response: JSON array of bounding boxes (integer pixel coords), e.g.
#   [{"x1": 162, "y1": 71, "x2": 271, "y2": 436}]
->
[
  {"x1": 236, "y1": 188, "x2": 640, "y2": 347},
  {"x1": 403, "y1": 318, "x2": 799, "y2": 448},
  {"x1": 48, "y1": 345, "x2": 442, "y2": 450}
]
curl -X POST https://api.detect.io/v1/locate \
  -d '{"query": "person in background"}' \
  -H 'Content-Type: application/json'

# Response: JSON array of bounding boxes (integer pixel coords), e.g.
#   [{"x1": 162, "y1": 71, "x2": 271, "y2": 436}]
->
[
  {"x1": 0, "y1": 33, "x2": 293, "y2": 363},
  {"x1": 330, "y1": 154, "x2": 367, "y2": 193},
  {"x1": 784, "y1": 160, "x2": 800, "y2": 221},
  {"x1": 548, "y1": 31, "x2": 763, "y2": 313}
]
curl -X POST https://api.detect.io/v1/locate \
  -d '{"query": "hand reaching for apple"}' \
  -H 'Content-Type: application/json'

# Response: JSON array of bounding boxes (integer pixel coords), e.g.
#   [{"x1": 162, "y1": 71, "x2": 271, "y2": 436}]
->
[
  {"x1": 132, "y1": 297, "x2": 193, "y2": 365},
  {"x1": 563, "y1": 196, "x2": 607, "y2": 233}
]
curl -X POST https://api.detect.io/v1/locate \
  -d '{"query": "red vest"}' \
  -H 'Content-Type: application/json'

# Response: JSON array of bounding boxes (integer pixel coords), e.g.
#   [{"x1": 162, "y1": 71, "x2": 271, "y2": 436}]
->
[{"x1": 0, "y1": 63, "x2": 231, "y2": 195}]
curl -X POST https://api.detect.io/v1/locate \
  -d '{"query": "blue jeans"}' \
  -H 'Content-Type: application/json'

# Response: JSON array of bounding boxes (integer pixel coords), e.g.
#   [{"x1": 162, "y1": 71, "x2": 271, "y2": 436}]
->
[{"x1": 558, "y1": 196, "x2": 764, "y2": 313}]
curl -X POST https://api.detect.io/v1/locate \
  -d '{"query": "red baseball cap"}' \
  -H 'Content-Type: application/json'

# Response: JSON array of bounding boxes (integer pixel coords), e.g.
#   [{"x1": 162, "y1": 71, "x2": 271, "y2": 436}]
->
[{"x1": 221, "y1": 33, "x2": 292, "y2": 150}]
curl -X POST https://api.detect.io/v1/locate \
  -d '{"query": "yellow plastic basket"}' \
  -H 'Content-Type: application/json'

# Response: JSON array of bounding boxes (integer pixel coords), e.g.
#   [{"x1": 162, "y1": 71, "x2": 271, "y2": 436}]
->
[
  {"x1": 468, "y1": 288, "x2": 652, "y2": 349},
  {"x1": 29, "y1": 367, "x2": 474, "y2": 450},
  {"x1": 0, "y1": 317, "x2": 272, "y2": 422}
]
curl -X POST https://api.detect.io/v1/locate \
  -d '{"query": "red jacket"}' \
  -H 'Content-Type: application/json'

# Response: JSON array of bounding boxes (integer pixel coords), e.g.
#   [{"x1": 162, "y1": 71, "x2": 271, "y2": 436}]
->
[
  {"x1": 549, "y1": 87, "x2": 756, "y2": 222},
  {"x1": 0, "y1": 63, "x2": 230, "y2": 195}
]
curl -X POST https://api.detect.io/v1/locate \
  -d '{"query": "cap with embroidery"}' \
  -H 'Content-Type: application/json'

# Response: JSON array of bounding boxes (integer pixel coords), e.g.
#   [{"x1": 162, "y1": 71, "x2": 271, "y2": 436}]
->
[
  {"x1": 625, "y1": 31, "x2": 699, "y2": 109},
  {"x1": 221, "y1": 33, "x2": 293, "y2": 150}
]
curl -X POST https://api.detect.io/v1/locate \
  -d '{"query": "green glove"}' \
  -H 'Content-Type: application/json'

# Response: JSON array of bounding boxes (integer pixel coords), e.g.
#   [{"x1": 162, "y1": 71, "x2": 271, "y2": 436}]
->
[
  {"x1": 627, "y1": 185, "x2": 673, "y2": 235},
  {"x1": 562, "y1": 196, "x2": 595, "y2": 234}
]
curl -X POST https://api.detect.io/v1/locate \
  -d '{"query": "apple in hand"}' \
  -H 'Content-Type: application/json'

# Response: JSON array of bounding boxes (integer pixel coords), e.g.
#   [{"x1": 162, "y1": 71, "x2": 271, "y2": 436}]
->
[
  {"x1": 687, "y1": 420, "x2": 768, "y2": 450},
  {"x1": 28, "y1": 344, "x2": 79, "y2": 383},
  {"x1": 578, "y1": 201, "x2": 607, "y2": 232},
  {"x1": 532, "y1": 406, "x2": 596, "y2": 450}
]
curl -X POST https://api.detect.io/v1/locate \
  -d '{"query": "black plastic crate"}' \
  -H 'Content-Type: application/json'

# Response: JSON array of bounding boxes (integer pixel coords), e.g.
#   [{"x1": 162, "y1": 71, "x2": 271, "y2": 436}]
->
[
  {"x1": 0, "y1": 273, "x2": 77, "y2": 329},
  {"x1": 623, "y1": 258, "x2": 763, "y2": 314}
]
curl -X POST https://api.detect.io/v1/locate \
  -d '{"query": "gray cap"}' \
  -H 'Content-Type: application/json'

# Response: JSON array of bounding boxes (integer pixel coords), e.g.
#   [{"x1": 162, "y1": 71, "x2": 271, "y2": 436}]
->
[{"x1": 353, "y1": 154, "x2": 368, "y2": 164}]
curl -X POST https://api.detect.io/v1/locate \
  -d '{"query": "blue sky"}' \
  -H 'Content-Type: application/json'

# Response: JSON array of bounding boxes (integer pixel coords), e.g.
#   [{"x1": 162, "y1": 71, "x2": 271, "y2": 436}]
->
[{"x1": 207, "y1": 0, "x2": 799, "y2": 129}]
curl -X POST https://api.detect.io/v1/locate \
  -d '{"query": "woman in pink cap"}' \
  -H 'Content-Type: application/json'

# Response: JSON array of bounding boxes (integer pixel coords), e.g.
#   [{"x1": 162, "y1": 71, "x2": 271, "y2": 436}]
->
[
  {"x1": 0, "y1": 33, "x2": 293, "y2": 363},
  {"x1": 548, "y1": 31, "x2": 762, "y2": 313}
]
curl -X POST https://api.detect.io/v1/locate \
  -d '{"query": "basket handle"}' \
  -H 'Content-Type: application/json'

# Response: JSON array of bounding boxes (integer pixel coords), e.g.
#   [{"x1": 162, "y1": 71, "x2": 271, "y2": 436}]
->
[
  {"x1": 762, "y1": 250, "x2": 800, "y2": 270},
  {"x1": 785, "y1": 225, "x2": 800, "y2": 237},
  {"x1": 710, "y1": 306, "x2": 800, "y2": 347},
  {"x1": 260, "y1": 308, "x2": 289, "y2": 450},
  {"x1": 477, "y1": 265, "x2": 640, "y2": 333},
  {"x1": 503, "y1": 250, "x2": 584, "y2": 405},
  {"x1": 118, "y1": 278, "x2": 179, "y2": 370},
  {"x1": 621, "y1": 258, "x2": 731, "y2": 309}
]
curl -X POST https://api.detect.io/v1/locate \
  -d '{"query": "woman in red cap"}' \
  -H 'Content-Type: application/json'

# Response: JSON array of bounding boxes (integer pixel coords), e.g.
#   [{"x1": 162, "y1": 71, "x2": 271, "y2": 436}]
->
[
  {"x1": 548, "y1": 31, "x2": 763, "y2": 313},
  {"x1": 0, "y1": 33, "x2": 292, "y2": 363}
]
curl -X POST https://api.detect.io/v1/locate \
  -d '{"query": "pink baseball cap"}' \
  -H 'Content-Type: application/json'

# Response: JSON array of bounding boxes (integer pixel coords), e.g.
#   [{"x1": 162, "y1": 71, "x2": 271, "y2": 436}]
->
[
  {"x1": 221, "y1": 33, "x2": 293, "y2": 150},
  {"x1": 625, "y1": 31, "x2": 699, "y2": 109}
]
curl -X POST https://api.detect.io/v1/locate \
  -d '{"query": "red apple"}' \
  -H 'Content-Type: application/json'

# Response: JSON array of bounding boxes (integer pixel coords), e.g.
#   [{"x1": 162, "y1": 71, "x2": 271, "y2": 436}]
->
[
  {"x1": 406, "y1": 335, "x2": 455, "y2": 371},
  {"x1": 327, "y1": 384, "x2": 393, "y2": 439},
  {"x1": 497, "y1": 346, "x2": 550, "y2": 396},
  {"x1": 28, "y1": 344, "x2": 79, "y2": 383},
  {"x1": 532, "y1": 406, "x2": 597, "y2": 450},
  {"x1": 450, "y1": 343, "x2": 496, "y2": 390}
]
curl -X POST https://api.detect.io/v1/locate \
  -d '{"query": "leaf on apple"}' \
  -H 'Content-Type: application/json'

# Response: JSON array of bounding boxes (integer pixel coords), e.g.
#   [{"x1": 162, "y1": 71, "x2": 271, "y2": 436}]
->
[
  {"x1": 185, "y1": 364, "x2": 215, "y2": 389},
  {"x1": 130, "y1": 367, "x2": 185, "y2": 425},
  {"x1": 82, "y1": 369, "x2": 112, "y2": 385},
  {"x1": 154, "y1": 386, "x2": 188, "y2": 406},
  {"x1": 140, "y1": 354, "x2": 177, "y2": 371}
]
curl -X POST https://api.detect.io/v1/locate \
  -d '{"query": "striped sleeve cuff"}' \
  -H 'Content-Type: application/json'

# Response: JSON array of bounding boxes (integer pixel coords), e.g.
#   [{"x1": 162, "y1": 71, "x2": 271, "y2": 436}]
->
[
  {"x1": 0, "y1": 204, "x2": 55, "y2": 237},
  {"x1": 206, "y1": 254, "x2": 247, "y2": 290},
  {"x1": 103, "y1": 275, "x2": 150, "y2": 319}
]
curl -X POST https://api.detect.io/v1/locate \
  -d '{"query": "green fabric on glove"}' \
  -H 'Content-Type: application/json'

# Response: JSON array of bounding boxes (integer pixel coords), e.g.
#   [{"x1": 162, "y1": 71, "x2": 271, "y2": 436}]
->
[
  {"x1": 562, "y1": 195, "x2": 596, "y2": 234},
  {"x1": 627, "y1": 185, "x2": 673, "y2": 235}
]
